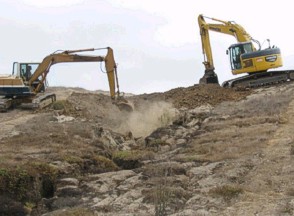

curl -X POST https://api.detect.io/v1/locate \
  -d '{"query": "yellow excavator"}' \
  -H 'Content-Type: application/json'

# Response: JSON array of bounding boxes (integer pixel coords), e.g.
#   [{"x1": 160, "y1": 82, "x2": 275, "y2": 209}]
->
[
  {"x1": 198, "y1": 14, "x2": 294, "y2": 87},
  {"x1": 0, "y1": 47, "x2": 133, "y2": 111}
]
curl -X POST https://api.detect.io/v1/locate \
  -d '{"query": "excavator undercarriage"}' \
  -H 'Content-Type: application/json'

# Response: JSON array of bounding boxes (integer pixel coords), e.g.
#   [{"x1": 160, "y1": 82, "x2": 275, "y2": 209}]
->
[
  {"x1": 200, "y1": 70, "x2": 294, "y2": 89},
  {"x1": 222, "y1": 70, "x2": 294, "y2": 88},
  {"x1": 0, "y1": 93, "x2": 56, "y2": 112}
]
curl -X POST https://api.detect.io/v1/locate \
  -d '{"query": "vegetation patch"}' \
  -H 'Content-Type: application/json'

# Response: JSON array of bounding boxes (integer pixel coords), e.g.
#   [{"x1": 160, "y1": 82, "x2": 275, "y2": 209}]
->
[
  {"x1": 142, "y1": 162, "x2": 186, "y2": 179},
  {"x1": 0, "y1": 167, "x2": 33, "y2": 201},
  {"x1": 113, "y1": 150, "x2": 154, "y2": 169},
  {"x1": 0, "y1": 162, "x2": 58, "y2": 204},
  {"x1": 143, "y1": 186, "x2": 191, "y2": 215},
  {"x1": 63, "y1": 155, "x2": 84, "y2": 165},
  {"x1": 174, "y1": 154, "x2": 210, "y2": 163},
  {"x1": 280, "y1": 201, "x2": 294, "y2": 215},
  {"x1": 80, "y1": 155, "x2": 119, "y2": 174},
  {"x1": 0, "y1": 195, "x2": 27, "y2": 216},
  {"x1": 51, "y1": 100, "x2": 67, "y2": 110},
  {"x1": 290, "y1": 143, "x2": 294, "y2": 155},
  {"x1": 209, "y1": 185, "x2": 244, "y2": 201},
  {"x1": 47, "y1": 207, "x2": 96, "y2": 216},
  {"x1": 145, "y1": 138, "x2": 170, "y2": 152},
  {"x1": 25, "y1": 162, "x2": 58, "y2": 199},
  {"x1": 50, "y1": 100, "x2": 80, "y2": 116},
  {"x1": 286, "y1": 187, "x2": 294, "y2": 196}
]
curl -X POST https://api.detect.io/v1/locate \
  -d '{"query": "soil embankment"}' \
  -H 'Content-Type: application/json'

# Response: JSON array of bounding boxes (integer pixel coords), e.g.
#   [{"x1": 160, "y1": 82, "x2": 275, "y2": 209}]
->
[{"x1": 1, "y1": 83, "x2": 294, "y2": 215}]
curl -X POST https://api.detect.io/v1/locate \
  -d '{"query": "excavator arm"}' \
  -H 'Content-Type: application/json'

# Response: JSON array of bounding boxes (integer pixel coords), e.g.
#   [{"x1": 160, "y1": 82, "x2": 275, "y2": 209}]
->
[
  {"x1": 198, "y1": 14, "x2": 265, "y2": 84},
  {"x1": 27, "y1": 46, "x2": 133, "y2": 111},
  {"x1": 28, "y1": 47, "x2": 118, "y2": 99},
  {"x1": 198, "y1": 15, "x2": 253, "y2": 72}
]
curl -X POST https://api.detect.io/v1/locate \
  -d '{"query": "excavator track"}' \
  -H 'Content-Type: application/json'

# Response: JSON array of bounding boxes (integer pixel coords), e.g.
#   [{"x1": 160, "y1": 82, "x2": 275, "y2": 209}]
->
[
  {"x1": 0, "y1": 93, "x2": 56, "y2": 112},
  {"x1": 0, "y1": 98, "x2": 23, "y2": 112},
  {"x1": 222, "y1": 70, "x2": 294, "y2": 88},
  {"x1": 20, "y1": 93, "x2": 56, "y2": 109}
]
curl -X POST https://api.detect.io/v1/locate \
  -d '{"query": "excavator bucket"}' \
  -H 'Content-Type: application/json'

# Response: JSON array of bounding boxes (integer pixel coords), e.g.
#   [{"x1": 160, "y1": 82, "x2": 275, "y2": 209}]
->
[
  {"x1": 115, "y1": 97, "x2": 134, "y2": 112},
  {"x1": 199, "y1": 69, "x2": 219, "y2": 85},
  {"x1": 116, "y1": 101, "x2": 134, "y2": 112}
]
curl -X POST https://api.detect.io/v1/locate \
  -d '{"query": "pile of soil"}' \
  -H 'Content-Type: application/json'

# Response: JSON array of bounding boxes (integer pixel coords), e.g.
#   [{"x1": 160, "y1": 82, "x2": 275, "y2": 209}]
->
[{"x1": 134, "y1": 84, "x2": 251, "y2": 109}]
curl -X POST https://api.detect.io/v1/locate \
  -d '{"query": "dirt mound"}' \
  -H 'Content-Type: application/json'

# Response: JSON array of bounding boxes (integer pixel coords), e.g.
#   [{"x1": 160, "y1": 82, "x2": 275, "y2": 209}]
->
[
  {"x1": 164, "y1": 84, "x2": 251, "y2": 109},
  {"x1": 134, "y1": 84, "x2": 251, "y2": 109}
]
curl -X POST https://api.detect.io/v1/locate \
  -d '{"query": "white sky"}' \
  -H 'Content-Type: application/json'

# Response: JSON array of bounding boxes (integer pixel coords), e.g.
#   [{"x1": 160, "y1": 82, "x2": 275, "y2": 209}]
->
[{"x1": 1, "y1": 0, "x2": 294, "y2": 94}]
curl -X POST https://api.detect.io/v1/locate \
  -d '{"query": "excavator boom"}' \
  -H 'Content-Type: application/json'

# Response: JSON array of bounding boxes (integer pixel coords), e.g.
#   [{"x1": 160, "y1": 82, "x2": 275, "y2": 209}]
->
[{"x1": 29, "y1": 47, "x2": 117, "y2": 99}]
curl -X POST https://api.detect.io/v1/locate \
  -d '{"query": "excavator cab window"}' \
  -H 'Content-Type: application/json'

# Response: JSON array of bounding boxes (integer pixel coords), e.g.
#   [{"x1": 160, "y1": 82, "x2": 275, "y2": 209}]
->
[
  {"x1": 20, "y1": 63, "x2": 39, "y2": 81},
  {"x1": 229, "y1": 43, "x2": 253, "y2": 70},
  {"x1": 243, "y1": 42, "x2": 253, "y2": 53},
  {"x1": 229, "y1": 46, "x2": 242, "y2": 70}
]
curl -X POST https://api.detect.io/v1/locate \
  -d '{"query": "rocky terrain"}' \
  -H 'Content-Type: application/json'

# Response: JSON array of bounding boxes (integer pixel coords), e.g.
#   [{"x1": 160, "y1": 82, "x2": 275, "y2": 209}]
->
[{"x1": 1, "y1": 83, "x2": 294, "y2": 216}]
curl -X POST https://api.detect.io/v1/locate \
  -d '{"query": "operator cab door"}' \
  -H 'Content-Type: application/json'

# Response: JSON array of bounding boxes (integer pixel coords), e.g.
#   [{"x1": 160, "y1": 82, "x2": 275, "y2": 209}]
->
[{"x1": 228, "y1": 42, "x2": 253, "y2": 71}]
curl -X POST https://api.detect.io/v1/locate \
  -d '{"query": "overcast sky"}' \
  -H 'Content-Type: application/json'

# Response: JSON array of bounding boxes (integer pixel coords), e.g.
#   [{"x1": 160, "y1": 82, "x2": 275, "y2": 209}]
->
[{"x1": 1, "y1": 0, "x2": 294, "y2": 94}]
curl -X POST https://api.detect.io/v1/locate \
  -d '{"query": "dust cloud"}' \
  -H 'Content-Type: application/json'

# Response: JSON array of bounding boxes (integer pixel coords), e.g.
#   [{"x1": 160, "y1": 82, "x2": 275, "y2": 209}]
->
[{"x1": 116, "y1": 101, "x2": 177, "y2": 137}]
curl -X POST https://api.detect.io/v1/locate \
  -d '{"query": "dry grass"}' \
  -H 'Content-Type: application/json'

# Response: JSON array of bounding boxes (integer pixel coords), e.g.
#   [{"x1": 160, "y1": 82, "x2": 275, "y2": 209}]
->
[
  {"x1": 48, "y1": 207, "x2": 96, "y2": 216},
  {"x1": 209, "y1": 185, "x2": 244, "y2": 201},
  {"x1": 142, "y1": 162, "x2": 186, "y2": 178},
  {"x1": 88, "y1": 155, "x2": 119, "y2": 172},
  {"x1": 280, "y1": 202, "x2": 294, "y2": 215},
  {"x1": 141, "y1": 161, "x2": 190, "y2": 215},
  {"x1": 182, "y1": 89, "x2": 293, "y2": 163},
  {"x1": 286, "y1": 188, "x2": 294, "y2": 196},
  {"x1": 214, "y1": 92, "x2": 293, "y2": 118},
  {"x1": 290, "y1": 143, "x2": 294, "y2": 155},
  {"x1": 145, "y1": 138, "x2": 170, "y2": 152},
  {"x1": 186, "y1": 117, "x2": 278, "y2": 162},
  {"x1": 173, "y1": 154, "x2": 210, "y2": 163},
  {"x1": 143, "y1": 185, "x2": 191, "y2": 215}
]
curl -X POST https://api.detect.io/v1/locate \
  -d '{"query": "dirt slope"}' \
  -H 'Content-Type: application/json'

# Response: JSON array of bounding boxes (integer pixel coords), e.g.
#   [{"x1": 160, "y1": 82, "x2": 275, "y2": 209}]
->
[
  {"x1": 1, "y1": 83, "x2": 294, "y2": 215},
  {"x1": 221, "y1": 93, "x2": 294, "y2": 215}
]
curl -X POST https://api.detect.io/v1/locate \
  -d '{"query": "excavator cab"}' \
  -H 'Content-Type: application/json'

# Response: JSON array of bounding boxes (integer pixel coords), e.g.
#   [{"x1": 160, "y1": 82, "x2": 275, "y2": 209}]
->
[
  {"x1": 227, "y1": 42, "x2": 283, "y2": 75},
  {"x1": 13, "y1": 62, "x2": 39, "y2": 80}
]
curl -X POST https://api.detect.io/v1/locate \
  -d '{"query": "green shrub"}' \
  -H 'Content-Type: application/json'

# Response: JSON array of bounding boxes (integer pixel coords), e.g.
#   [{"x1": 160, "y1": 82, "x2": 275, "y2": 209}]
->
[
  {"x1": 0, "y1": 162, "x2": 58, "y2": 202},
  {"x1": 0, "y1": 167, "x2": 32, "y2": 201},
  {"x1": 51, "y1": 100, "x2": 66, "y2": 110}
]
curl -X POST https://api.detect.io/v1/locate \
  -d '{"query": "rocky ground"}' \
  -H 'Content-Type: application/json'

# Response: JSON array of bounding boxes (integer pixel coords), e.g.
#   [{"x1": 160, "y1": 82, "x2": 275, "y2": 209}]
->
[{"x1": 1, "y1": 83, "x2": 294, "y2": 216}]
